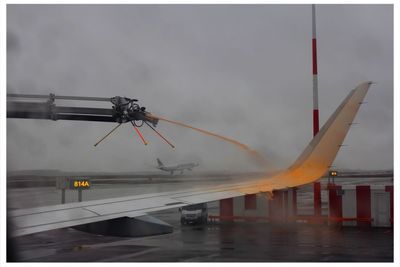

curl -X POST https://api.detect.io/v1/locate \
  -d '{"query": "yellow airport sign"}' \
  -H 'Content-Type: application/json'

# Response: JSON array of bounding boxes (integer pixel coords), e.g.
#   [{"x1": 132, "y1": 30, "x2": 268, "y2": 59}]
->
[{"x1": 69, "y1": 179, "x2": 91, "y2": 189}]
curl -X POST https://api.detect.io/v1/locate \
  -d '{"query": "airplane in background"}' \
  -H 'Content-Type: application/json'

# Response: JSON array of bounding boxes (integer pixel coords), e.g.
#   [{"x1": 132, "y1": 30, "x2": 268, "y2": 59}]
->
[{"x1": 156, "y1": 158, "x2": 199, "y2": 175}]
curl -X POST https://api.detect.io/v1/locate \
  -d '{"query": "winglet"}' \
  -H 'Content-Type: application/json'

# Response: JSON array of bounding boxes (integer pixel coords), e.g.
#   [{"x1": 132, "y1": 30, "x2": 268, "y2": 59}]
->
[{"x1": 271, "y1": 82, "x2": 372, "y2": 188}]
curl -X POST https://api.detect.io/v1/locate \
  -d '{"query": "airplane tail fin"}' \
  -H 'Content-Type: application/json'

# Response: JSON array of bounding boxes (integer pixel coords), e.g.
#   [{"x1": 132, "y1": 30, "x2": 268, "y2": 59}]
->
[
  {"x1": 268, "y1": 82, "x2": 372, "y2": 188},
  {"x1": 156, "y1": 158, "x2": 164, "y2": 167}
]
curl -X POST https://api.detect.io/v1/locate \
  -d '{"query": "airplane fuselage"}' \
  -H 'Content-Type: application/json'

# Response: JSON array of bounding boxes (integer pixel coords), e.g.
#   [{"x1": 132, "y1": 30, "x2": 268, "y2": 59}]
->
[{"x1": 158, "y1": 163, "x2": 198, "y2": 175}]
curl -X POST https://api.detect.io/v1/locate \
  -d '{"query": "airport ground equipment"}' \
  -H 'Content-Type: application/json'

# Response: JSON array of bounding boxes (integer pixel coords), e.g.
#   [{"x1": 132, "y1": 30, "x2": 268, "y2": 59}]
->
[
  {"x1": 7, "y1": 93, "x2": 174, "y2": 147},
  {"x1": 180, "y1": 203, "x2": 208, "y2": 225}
]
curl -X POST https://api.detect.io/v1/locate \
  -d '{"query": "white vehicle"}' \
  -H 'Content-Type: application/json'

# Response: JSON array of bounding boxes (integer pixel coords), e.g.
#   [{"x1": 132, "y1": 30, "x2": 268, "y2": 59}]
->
[{"x1": 180, "y1": 203, "x2": 208, "y2": 225}]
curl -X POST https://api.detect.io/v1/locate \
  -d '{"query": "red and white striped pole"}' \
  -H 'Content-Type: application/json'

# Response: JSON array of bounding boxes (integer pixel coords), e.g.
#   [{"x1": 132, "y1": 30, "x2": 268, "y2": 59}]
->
[
  {"x1": 312, "y1": 4, "x2": 322, "y2": 217},
  {"x1": 312, "y1": 4, "x2": 319, "y2": 136}
]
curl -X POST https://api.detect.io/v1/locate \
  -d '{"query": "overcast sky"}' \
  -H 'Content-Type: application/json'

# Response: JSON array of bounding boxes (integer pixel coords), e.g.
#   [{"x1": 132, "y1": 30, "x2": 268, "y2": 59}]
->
[{"x1": 6, "y1": 4, "x2": 393, "y2": 172}]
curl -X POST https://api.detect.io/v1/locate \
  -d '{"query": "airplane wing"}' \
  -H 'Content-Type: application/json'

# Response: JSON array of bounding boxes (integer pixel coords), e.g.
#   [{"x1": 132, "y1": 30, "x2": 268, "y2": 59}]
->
[
  {"x1": 9, "y1": 179, "x2": 263, "y2": 237},
  {"x1": 8, "y1": 82, "x2": 372, "y2": 237}
]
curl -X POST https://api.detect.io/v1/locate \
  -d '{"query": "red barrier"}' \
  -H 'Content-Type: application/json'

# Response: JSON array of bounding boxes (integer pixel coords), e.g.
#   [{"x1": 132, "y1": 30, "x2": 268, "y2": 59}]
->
[
  {"x1": 385, "y1": 185, "x2": 393, "y2": 226},
  {"x1": 356, "y1": 186, "x2": 371, "y2": 227},
  {"x1": 219, "y1": 198, "x2": 233, "y2": 221},
  {"x1": 293, "y1": 216, "x2": 373, "y2": 223},
  {"x1": 328, "y1": 184, "x2": 342, "y2": 225},
  {"x1": 269, "y1": 190, "x2": 284, "y2": 222},
  {"x1": 245, "y1": 194, "x2": 257, "y2": 210},
  {"x1": 208, "y1": 215, "x2": 373, "y2": 224},
  {"x1": 283, "y1": 191, "x2": 289, "y2": 219},
  {"x1": 314, "y1": 182, "x2": 321, "y2": 216},
  {"x1": 209, "y1": 215, "x2": 269, "y2": 222},
  {"x1": 292, "y1": 187, "x2": 298, "y2": 216}
]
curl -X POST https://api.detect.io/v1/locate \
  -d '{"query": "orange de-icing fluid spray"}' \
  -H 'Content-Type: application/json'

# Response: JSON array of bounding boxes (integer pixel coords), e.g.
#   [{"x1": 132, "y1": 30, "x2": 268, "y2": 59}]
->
[{"x1": 150, "y1": 115, "x2": 268, "y2": 167}]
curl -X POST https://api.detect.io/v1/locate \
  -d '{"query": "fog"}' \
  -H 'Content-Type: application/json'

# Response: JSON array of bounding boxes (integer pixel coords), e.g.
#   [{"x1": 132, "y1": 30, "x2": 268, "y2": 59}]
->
[{"x1": 7, "y1": 4, "x2": 393, "y2": 172}]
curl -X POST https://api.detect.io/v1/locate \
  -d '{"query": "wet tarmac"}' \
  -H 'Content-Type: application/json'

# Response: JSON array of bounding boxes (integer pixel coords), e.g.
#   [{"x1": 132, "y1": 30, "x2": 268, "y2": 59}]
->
[
  {"x1": 7, "y1": 175, "x2": 393, "y2": 262},
  {"x1": 11, "y1": 208, "x2": 393, "y2": 262}
]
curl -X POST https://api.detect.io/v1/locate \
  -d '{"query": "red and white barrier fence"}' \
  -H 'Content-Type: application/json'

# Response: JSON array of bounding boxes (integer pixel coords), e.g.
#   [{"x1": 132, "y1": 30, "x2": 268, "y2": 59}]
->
[
  {"x1": 328, "y1": 184, "x2": 393, "y2": 227},
  {"x1": 216, "y1": 185, "x2": 393, "y2": 227}
]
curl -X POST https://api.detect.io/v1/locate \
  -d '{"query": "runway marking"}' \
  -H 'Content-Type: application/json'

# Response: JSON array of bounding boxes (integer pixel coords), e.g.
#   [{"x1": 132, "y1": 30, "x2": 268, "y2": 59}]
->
[
  {"x1": 183, "y1": 252, "x2": 220, "y2": 262},
  {"x1": 102, "y1": 247, "x2": 160, "y2": 262}
]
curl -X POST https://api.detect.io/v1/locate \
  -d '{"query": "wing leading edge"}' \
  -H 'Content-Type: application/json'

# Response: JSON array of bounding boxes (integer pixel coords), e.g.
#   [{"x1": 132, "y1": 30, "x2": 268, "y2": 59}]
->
[{"x1": 8, "y1": 82, "x2": 372, "y2": 237}]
